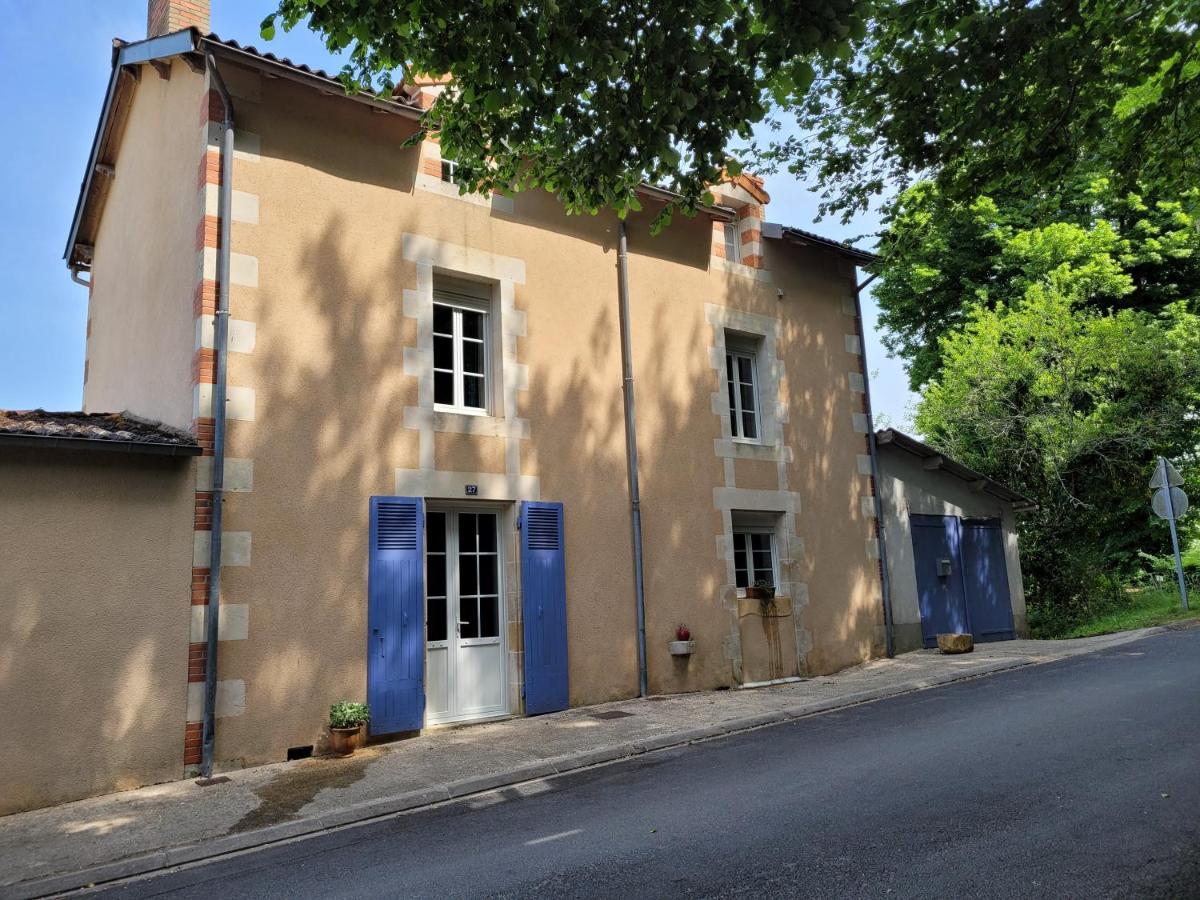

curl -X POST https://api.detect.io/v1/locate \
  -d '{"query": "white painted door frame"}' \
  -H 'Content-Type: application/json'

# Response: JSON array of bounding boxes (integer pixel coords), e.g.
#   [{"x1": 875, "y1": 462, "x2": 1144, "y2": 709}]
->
[{"x1": 424, "y1": 502, "x2": 509, "y2": 725}]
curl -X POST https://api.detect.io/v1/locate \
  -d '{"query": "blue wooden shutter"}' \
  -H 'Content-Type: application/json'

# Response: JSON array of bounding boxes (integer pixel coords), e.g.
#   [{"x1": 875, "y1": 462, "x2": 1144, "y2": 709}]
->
[
  {"x1": 367, "y1": 496, "x2": 425, "y2": 734},
  {"x1": 520, "y1": 501, "x2": 569, "y2": 714}
]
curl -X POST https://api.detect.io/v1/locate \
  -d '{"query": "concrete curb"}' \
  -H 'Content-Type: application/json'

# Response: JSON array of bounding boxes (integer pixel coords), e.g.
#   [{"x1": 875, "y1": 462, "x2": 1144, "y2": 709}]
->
[{"x1": 4, "y1": 637, "x2": 1157, "y2": 899}]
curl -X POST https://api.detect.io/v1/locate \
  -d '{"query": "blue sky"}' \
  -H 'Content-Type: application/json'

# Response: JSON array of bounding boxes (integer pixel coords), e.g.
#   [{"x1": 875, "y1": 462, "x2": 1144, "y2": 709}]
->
[{"x1": 0, "y1": 1, "x2": 915, "y2": 429}]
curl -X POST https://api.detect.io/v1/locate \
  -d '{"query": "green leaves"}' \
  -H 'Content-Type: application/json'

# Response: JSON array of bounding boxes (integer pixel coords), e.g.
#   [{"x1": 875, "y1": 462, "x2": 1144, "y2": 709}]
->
[
  {"x1": 874, "y1": 177, "x2": 1200, "y2": 389},
  {"x1": 328, "y1": 701, "x2": 370, "y2": 728},
  {"x1": 909, "y1": 176, "x2": 1200, "y2": 618},
  {"x1": 783, "y1": 0, "x2": 1200, "y2": 222},
  {"x1": 266, "y1": 0, "x2": 863, "y2": 220}
]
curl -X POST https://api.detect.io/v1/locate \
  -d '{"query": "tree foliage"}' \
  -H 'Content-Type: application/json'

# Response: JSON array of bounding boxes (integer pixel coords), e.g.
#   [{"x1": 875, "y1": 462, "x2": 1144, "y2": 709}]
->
[
  {"x1": 781, "y1": 0, "x2": 1200, "y2": 220},
  {"x1": 265, "y1": 0, "x2": 870, "y2": 225},
  {"x1": 875, "y1": 177, "x2": 1200, "y2": 388},
  {"x1": 916, "y1": 284, "x2": 1200, "y2": 622}
]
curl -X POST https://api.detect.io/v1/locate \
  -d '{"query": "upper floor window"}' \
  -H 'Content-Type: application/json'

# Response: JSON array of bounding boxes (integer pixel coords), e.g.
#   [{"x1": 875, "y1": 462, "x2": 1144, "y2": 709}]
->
[
  {"x1": 433, "y1": 283, "x2": 491, "y2": 414},
  {"x1": 440, "y1": 159, "x2": 467, "y2": 188},
  {"x1": 723, "y1": 223, "x2": 742, "y2": 263},
  {"x1": 726, "y1": 342, "x2": 760, "y2": 442}
]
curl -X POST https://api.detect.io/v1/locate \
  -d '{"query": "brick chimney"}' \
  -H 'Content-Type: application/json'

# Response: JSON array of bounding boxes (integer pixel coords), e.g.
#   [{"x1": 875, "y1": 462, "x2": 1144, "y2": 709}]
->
[{"x1": 148, "y1": 0, "x2": 210, "y2": 37}]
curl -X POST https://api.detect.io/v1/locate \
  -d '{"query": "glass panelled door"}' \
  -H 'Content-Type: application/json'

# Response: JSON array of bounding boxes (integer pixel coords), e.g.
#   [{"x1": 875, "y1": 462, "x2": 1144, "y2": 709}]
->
[{"x1": 424, "y1": 510, "x2": 507, "y2": 724}]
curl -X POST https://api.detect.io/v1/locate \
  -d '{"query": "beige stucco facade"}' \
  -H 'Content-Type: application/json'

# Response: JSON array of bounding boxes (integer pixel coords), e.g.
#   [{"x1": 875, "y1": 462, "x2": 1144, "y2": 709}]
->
[
  {"x1": 62, "y1": 44, "x2": 885, "y2": 783},
  {"x1": 83, "y1": 57, "x2": 205, "y2": 431},
  {"x1": 199, "y1": 63, "x2": 883, "y2": 768},
  {"x1": 0, "y1": 448, "x2": 195, "y2": 815}
]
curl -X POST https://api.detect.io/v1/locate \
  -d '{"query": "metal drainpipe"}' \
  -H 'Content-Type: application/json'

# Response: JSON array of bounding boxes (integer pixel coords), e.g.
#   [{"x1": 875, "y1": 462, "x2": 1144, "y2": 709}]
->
[
  {"x1": 853, "y1": 271, "x2": 896, "y2": 658},
  {"x1": 200, "y1": 52, "x2": 235, "y2": 779},
  {"x1": 616, "y1": 220, "x2": 649, "y2": 697}
]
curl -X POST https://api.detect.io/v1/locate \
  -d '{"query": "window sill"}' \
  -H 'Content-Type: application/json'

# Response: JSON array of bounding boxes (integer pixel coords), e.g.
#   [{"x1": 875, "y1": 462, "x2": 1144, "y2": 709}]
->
[
  {"x1": 434, "y1": 404, "x2": 491, "y2": 418},
  {"x1": 731, "y1": 437, "x2": 763, "y2": 447}
]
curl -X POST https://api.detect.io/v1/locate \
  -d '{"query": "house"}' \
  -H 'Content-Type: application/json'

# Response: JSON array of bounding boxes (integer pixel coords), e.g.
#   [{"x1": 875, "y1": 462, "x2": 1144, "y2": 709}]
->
[
  {"x1": 874, "y1": 429, "x2": 1034, "y2": 652},
  {"x1": 0, "y1": 0, "x2": 886, "y2": 813}
]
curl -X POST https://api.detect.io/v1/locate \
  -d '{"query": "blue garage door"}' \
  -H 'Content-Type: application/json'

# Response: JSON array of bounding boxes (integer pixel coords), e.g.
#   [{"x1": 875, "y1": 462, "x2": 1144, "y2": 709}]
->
[
  {"x1": 961, "y1": 518, "x2": 1016, "y2": 642},
  {"x1": 911, "y1": 515, "x2": 970, "y2": 648},
  {"x1": 911, "y1": 514, "x2": 1015, "y2": 647}
]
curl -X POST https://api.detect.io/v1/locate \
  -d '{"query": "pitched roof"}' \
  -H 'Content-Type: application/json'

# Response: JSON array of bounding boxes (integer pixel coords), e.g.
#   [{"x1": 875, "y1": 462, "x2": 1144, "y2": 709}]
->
[
  {"x1": 0, "y1": 410, "x2": 201, "y2": 456},
  {"x1": 875, "y1": 428, "x2": 1036, "y2": 510},
  {"x1": 67, "y1": 28, "x2": 875, "y2": 269},
  {"x1": 773, "y1": 224, "x2": 878, "y2": 265}
]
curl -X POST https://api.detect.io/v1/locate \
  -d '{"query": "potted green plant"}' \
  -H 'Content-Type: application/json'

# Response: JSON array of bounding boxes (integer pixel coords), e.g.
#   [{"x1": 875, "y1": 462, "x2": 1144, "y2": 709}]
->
[
  {"x1": 745, "y1": 579, "x2": 776, "y2": 602},
  {"x1": 328, "y1": 701, "x2": 370, "y2": 757}
]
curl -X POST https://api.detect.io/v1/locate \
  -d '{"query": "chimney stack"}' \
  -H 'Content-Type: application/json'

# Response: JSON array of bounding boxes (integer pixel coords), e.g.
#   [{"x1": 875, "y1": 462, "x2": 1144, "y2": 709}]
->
[{"x1": 148, "y1": 0, "x2": 210, "y2": 38}]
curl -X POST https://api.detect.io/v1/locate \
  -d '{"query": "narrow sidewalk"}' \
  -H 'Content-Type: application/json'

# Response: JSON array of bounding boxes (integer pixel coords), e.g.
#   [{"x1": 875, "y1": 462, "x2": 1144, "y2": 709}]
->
[{"x1": 0, "y1": 627, "x2": 1166, "y2": 899}]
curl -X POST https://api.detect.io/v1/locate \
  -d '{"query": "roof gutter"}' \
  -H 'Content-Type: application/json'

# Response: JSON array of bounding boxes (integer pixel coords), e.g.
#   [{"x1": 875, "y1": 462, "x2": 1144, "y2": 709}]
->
[
  {"x1": 780, "y1": 227, "x2": 878, "y2": 265},
  {"x1": 199, "y1": 50, "x2": 235, "y2": 783},
  {"x1": 0, "y1": 433, "x2": 201, "y2": 456}
]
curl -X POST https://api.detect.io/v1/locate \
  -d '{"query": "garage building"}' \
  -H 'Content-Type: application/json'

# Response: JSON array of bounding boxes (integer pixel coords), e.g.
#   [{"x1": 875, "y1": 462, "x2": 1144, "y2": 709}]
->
[{"x1": 875, "y1": 429, "x2": 1035, "y2": 653}]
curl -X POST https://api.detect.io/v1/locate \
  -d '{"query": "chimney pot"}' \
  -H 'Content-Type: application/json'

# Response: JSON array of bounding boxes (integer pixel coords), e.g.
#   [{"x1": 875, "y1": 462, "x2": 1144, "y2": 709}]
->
[{"x1": 148, "y1": 0, "x2": 210, "y2": 38}]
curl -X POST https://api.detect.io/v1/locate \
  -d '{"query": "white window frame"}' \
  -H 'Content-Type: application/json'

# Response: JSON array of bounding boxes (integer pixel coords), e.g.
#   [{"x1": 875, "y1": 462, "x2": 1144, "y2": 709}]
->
[
  {"x1": 732, "y1": 524, "x2": 779, "y2": 598},
  {"x1": 440, "y1": 158, "x2": 464, "y2": 187},
  {"x1": 723, "y1": 222, "x2": 743, "y2": 263},
  {"x1": 726, "y1": 346, "x2": 761, "y2": 444},
  {"x1": 433, "y1": 291, "x2": 491, "y2": 416}
]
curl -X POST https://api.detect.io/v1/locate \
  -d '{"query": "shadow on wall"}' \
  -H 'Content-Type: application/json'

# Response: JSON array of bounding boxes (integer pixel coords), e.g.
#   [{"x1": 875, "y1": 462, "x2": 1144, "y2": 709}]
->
[
  {"x1": 0, "y1": 450, "x2": 195, "y2": 815},
  {"x1": 213, "y1": 95, "x2": 882, "y2": 764}
]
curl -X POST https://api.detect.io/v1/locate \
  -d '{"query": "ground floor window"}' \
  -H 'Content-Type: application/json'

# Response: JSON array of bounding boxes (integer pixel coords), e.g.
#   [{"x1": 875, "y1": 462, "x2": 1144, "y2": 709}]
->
[
  {"x1": 732, "y1": 511, "x2": 781, "y2": 596},
  {"x1": 733, "y1": 531, "x2": 775, "y2": 590}
]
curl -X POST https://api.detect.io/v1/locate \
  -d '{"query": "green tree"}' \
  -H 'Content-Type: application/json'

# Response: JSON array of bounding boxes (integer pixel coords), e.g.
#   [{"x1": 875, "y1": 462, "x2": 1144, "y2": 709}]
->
[
  {"x1": 874, "y1": 177, "x2": 1200, "y2": 389},
  {"x1": 264, "y1": 0, "x2": 870, "y2": 226},
  {"x1": 916, "y1": 290, "x2": 1200, "y2": 626},
  {"x1": 266, "y1": 1, "x2": 1199, "y2": 231},
  {"x1": 783, "y1": 0, "x2": 1200, "y2": 220}
]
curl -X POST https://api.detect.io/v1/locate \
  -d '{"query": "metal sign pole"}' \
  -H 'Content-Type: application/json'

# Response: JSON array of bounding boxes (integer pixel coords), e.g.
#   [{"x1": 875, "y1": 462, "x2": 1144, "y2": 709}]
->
[{"x1": 1160, "y1": 457, "x2": 1189, "y2": 610}]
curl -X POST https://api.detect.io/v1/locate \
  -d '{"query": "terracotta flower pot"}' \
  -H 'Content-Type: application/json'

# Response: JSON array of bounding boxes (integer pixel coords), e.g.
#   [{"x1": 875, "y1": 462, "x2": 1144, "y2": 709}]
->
[{"x1": 328, "y1": 725, "x2": 364, "y2": 757}]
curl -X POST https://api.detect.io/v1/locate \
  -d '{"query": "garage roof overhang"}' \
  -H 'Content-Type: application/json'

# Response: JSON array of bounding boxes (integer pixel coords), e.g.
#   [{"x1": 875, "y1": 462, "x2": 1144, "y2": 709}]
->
[{"x1": 875, "y1": 428, "x2": 1037, "y2": 512}]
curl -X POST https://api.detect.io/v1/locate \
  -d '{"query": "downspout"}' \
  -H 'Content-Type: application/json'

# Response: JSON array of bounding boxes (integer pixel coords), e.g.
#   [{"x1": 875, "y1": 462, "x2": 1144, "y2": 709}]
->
[
  {"x1": 853, "y1": 271, "x2": 896, "y2": 658},
  {"x1": 70, "y1": 266, "x2": 92, "y2": 288},
  {"x1": 616, "y1": 220, "x2": 649, "y2": 697},
  {"x1": 200, "y1": 52, "x2": 234, "y2": 779}
]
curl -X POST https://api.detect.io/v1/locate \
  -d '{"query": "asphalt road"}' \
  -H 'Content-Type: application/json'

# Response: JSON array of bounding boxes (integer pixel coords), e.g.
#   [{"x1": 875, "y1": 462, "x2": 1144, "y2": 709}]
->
[{"x1": 94, "y1": 628, "x2": 1200, "y2": 899}]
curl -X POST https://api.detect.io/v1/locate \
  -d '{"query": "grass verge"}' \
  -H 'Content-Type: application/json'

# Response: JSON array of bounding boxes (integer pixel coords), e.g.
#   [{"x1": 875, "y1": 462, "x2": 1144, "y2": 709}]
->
[{"x1": 1057, "y1": 586, "x2": 1200, "y2": 639}]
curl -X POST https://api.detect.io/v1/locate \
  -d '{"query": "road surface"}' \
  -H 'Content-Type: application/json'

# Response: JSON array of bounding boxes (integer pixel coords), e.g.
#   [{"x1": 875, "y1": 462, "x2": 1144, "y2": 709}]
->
[{"x1": 96, "y1": 627, "x2": 1200, "y2": 898}]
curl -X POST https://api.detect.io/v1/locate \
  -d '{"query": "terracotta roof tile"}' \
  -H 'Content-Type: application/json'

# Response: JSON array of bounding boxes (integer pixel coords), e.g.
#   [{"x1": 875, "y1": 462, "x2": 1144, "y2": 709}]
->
[{"x1": 0, "y1": 410, "x2": 200, "y2": 454}]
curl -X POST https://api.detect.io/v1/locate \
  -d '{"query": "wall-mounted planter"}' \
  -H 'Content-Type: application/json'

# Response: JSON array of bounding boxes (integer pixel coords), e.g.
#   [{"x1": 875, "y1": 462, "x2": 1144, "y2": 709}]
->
[
  {"x1": 328, "y1": 725, "x2": 364, "y2": 757},
  {"x1": 737, "y1": 595, "x2": 794, "y2": 619},
  {"x1": 668, "y1": 640, "x2": 695, "y2": 656}
]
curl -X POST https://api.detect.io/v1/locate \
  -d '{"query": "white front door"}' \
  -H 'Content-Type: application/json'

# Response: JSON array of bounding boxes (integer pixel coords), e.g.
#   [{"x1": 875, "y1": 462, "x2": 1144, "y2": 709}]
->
[{"x1": 424, "y1": 510, "x2": 507, "y2": 725}]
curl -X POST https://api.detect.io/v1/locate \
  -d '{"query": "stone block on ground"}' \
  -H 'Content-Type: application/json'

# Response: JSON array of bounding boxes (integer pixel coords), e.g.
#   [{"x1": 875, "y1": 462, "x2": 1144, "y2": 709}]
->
[{"x1": 937, "y1": 633, "x2": 974, "y2": 654}]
